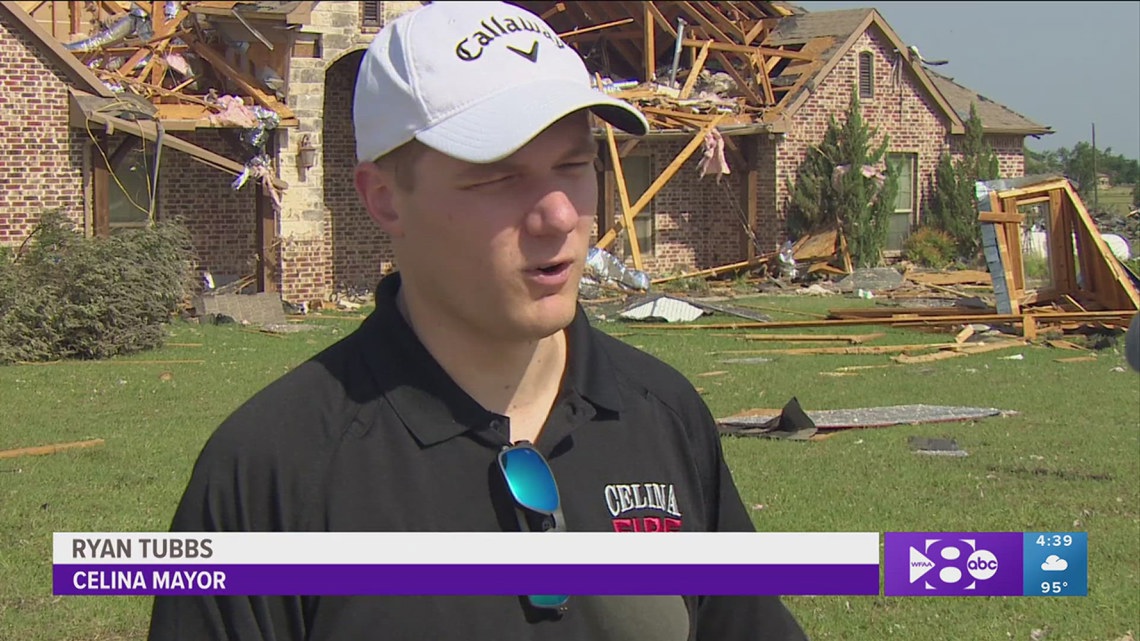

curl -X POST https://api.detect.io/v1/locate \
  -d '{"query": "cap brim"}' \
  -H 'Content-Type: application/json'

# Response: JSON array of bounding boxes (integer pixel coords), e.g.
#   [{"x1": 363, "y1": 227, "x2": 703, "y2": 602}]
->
[{"x1": 415, "y1": 79, "x2": 650, "y2": 164}]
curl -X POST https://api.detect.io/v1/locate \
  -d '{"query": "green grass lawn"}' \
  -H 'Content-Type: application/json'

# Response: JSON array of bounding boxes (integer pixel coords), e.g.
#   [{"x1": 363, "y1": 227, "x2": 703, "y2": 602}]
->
[{"x1": 1, "y1": 298, "x2": 1138, "y2": 641}]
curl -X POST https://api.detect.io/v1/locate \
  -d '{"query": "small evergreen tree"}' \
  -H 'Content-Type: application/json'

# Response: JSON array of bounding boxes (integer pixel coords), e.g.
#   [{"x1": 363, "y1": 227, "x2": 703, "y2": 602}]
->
[
  {"x1": 786, "y1": 88, "x2": 898, "y2": 267},
  {"x1": 928, "y1": 102, "x2": 999, "y2": 260}
]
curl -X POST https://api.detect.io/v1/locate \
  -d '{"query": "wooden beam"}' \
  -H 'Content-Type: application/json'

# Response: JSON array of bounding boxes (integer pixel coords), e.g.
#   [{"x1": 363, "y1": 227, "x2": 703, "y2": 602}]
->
[
  {"x1": 1047, "y1": 188, "x2": 1072, "y2": 293},
  {"x1": 681, "y1": 39, "x2": 817, "y2": 60},
  {"x1": 676, "y1": 1, "x2": 736, "y2": 45},
  {"x1": 1001, "y1": 197, "x2": 1025, "y2": 294},
  {"x1": 978, "y1": 210, "x2": 1025, "y2": 224},
  {"x1": 643, "y1": 3, "x2": 655, "y2": 81},
  {"x1": 618, "y1": 138, "x2": 640, "y2": 157},
  {"x1": 0, "y1": 438, "x2": 105, "y2": 460},
  {"x1": 604, "y1": 120, "x2": 643, "y2": 270},
  {"x1": 596, "y1": 115, "x2": 727, "y2": 250},
  {"x1": 744, "y1": 19, "x2": 768, "y2": 45},
  {"x1": 993, "y1": 224, "x2": 1021, "y2": 315},
  {"x1": 696, "y1": 1, "x2": 748, "y2": 43},
  {"x1": 69, "y1": 1, "x2": 81, "y2": 35},
  {"x1": 678, "y1": 39, "x2": 711, "y2": 99},
  {"x1": 745, "y1": 150, "x2": 758, "y2": 260},
  {"x1": 558, "y1": 17, "x2": 634, "y2": 39},
  {"x1": 540, "y1": 2, "x2": 566, "y2": 20},
  {"x1": 644, "y1": 2, "x2": 677, "y2": 38},
  {"x1": 751, "y1": 50, "x2": 775, "y2": 104}
]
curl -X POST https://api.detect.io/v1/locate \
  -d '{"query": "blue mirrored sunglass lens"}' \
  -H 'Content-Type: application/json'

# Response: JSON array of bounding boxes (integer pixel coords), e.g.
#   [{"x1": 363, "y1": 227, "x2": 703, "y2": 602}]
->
[
  {"x1": 529, "y1": 594, "x2": 569, "y2": 609},
  {"x1": 500, "y1": 447, "x2": 559, "y2": 514}
]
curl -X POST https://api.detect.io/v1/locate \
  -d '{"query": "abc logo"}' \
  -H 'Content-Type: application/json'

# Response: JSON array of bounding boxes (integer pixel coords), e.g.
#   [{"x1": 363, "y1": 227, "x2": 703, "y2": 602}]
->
[{"x1": 966, "y1": 550, "x2": 999, "y2": 580}]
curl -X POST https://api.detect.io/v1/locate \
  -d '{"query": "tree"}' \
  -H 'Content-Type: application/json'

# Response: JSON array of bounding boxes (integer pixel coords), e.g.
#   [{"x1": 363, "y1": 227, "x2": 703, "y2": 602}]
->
[
  {"x1": 786, "y1": 88, "x2": 898, "y2": 267},
  {"x1": 959, "y1": 103, "x2": 999, "y2": 185},
  {"x1": 927, "y1": 102, "x2": 999, "y2": 260},
  {"x1": 1061, "y1": 141, "x2": 1097, "y2": 201}
]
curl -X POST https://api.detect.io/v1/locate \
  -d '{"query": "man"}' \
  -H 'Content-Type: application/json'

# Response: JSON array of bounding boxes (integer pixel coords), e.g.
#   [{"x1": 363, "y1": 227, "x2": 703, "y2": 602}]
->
[{"x1": 148, "y1": 2, "x2": 807, "y2": 639}]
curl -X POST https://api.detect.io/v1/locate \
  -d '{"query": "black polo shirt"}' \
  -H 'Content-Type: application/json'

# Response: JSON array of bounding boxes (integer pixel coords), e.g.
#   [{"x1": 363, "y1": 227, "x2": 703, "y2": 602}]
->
[{"x1": 147, "y1": 273, "x2": 806, "y2": 641}]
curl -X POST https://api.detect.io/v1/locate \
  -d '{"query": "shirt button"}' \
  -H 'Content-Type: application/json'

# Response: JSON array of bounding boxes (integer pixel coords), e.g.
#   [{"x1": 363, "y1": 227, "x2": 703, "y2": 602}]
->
[{"x1": 489, "y1": 418, "x2": 508, "y2": 434}]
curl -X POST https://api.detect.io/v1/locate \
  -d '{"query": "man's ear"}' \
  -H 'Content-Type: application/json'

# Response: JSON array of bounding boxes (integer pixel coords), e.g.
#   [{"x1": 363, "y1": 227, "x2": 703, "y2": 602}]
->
[{"x1": 354, "y1": 162, "x2": 405, "y2": 238}]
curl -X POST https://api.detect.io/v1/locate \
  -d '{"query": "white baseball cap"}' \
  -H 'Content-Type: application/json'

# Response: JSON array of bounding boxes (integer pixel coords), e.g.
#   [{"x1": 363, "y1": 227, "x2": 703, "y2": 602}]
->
[{"x1": 352, "y1": 1, "x2": 649, "y2": 165}]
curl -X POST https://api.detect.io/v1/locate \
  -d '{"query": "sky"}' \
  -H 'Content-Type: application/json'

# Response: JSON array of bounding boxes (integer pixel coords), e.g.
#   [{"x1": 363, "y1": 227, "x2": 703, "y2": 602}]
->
[{"x1": 796, "y1": 1, "x2": 1140, "y2": 157}]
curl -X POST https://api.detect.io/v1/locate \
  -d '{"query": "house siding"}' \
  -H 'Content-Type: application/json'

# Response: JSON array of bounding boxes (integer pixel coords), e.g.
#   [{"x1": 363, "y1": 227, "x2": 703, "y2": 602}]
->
[
  {"x1": 0, "y1": 13, "x2": 86, "y2": 245},
  {"x1": 771, "y1": 28, "x2": 953, "y2": 251}
]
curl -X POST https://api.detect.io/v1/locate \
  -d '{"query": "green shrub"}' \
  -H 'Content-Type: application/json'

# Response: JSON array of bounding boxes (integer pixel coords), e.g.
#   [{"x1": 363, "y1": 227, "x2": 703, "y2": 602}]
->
[
  {"x1": 0, "y1": 211, "x2": 196, "y2": 364},
  {"x1": 903, "y1": 228, "x2": 957, "y2": 268}
]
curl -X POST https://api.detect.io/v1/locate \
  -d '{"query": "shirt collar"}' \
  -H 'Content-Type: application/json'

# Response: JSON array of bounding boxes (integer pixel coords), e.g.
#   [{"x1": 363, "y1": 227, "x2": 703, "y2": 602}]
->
[{"x1": 357, "y1": 272, "x2": 623, "y2": 448}]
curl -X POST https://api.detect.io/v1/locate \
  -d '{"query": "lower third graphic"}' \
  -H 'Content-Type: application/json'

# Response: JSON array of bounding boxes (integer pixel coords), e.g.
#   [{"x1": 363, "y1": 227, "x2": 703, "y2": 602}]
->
[{"x1": 885, "y1": 532, "x2": 1023, "y2": 596}]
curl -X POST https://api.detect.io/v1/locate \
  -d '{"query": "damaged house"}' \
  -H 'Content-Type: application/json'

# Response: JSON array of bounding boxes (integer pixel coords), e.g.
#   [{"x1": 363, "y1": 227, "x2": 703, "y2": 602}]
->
[{"x1": 0, "y1": 1, "x2": 1050, "y2": 305}]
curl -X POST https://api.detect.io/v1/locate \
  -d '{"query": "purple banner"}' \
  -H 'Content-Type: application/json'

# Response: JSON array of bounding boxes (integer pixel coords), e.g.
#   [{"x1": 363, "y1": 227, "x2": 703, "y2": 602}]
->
[
  {"x1": 884, "y1": 532, "x2": 1024, "y2": 596},
  {"x1": 54, "y1": 564, "x2": 879, "y2": 596}
]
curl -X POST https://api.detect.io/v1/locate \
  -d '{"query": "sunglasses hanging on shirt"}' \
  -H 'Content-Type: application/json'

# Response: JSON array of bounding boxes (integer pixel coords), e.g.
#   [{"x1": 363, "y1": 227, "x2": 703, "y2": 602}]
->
[{"x1": 497, "y1": 441, "x2": 569, "y2": 615}]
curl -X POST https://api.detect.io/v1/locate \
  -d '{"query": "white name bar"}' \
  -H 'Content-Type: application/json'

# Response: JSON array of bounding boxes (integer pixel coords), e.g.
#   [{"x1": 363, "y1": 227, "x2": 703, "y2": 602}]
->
[{"x1": 54, "y1": 532, "x2": 879, "y2": 565}]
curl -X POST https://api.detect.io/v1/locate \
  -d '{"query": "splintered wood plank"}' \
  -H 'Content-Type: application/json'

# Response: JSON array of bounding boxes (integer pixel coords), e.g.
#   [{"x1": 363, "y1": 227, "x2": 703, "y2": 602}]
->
[
  {"x1": 993, "y1": 228, "x2": 1021, "y2": 315},
  {"x1": 0, "y1": 439, "x2": 105, "y2": 460},
  {"x1": 739, "y1": 333, "x2": 887, "y2": 344},
  {"x1": 603, "y1": 118, "x2": 642, "y2": 271},
  {"x1": 679, "y1": 40, "x2": 711, "y2": 99}
]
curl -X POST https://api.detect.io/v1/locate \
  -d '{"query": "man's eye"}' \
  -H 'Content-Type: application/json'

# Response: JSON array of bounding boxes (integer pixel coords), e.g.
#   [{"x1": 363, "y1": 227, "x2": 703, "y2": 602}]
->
[
  {"x1": 559, "y1": 161, "x2": 594, "y2": 171},
  {"x1": 464, "y1": 175, "x2": 514, "y2": 189}
]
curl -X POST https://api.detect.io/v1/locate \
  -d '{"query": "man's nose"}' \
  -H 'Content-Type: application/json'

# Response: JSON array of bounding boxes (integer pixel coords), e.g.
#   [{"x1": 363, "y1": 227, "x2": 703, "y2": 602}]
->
[{"x1": 525, "y1": 188, "x2": 581, "y2": 236}]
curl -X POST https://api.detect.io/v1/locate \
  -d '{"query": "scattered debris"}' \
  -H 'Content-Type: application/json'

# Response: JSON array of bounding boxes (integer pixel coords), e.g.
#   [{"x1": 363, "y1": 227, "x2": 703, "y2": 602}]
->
[
  {"x1": 719, "y1": 357, "x2": 773, "y2": 365},
  {"x1": 976, "y1": 176, "x2": 1139, "y2": 315},
  {"x1": 718, "y1": 404, "x2": 1013, "y2": 433},
  {"x1": 908, "y1": 436, "x2": 968, "y2": 457},
  {"x1": 193, "y1": 292, "x2": 288, "y2": 328},
  {"x1": 619, "y1": 294, "x2": 706, "y2": 323},
  {"x1": 834, "y1": 268, "x2": 906, "y2": 294},
  {"x1": 0, "y1": 439, "x2": 105, "y2": 460}
]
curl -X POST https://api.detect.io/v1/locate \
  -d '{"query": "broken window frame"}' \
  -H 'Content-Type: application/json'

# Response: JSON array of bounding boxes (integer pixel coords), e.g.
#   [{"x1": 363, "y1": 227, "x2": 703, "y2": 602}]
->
[{"x1": 858, "y1": 50, "x2": 874, "y2": 100}]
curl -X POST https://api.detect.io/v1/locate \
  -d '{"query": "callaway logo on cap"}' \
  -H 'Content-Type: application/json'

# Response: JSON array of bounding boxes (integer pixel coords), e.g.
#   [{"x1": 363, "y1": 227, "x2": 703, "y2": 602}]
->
[{"x1": 352, "y1": 1, "x2": 649, "y2": 165}]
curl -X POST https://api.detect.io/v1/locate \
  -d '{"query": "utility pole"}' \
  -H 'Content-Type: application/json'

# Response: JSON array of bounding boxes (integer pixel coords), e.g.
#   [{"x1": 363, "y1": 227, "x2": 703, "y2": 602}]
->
[{"x1": 1092, "y1": 123, "x2": 1098, "y2": 211}]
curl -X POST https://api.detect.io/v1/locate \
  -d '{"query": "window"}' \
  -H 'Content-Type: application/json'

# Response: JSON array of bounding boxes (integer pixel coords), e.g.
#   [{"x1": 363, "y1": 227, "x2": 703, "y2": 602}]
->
[
  {"x1": 858, "y1": 51, "x2": 874, "y2": 99},
  {"x1": 619, "y1": 155, "x2": 655, "y2": 258},
  {"x1": 362, "y1": 1, "x2": 382, "y2": 28},
  {"x1": 108, "y1": 142, "x2": 157, "y2": 231},
  {"x1": 885, "y1": 153, "x2": 917, "y2": 251}
]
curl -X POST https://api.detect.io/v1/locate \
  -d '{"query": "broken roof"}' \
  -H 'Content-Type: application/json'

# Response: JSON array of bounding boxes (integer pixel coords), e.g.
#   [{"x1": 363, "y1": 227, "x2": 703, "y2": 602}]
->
[{"x1": 928, "y1": 71, "x2": 1052, "y2": 136}]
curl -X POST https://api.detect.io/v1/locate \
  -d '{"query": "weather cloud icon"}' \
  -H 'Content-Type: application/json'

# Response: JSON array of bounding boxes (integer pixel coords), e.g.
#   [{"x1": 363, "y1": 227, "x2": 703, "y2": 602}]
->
[{"x1": 1042, "y1": 555, "x2": 1069, "y2": 571}]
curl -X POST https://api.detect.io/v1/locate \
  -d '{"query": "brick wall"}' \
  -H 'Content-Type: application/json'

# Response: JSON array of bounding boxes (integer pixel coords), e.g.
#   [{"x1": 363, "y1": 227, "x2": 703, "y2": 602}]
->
[
  {"x1": 987, "y1": 134, "x2": 1025, "y2": 178},
  {"x1": 0, "y1": 14, "x2": 86, "y2": 244},
  {"x1": 600, "y1": 136, "x2": 777, "y2": 275},
  {"x1": 158, "y1": 130, "x2": 257, "y2": 279},
  {"x1": 324, "y1": 50, "x2": 393, "y2": 293},
  {"x1": 771, "y1": 28, "x2": 954, "y2": 249}
]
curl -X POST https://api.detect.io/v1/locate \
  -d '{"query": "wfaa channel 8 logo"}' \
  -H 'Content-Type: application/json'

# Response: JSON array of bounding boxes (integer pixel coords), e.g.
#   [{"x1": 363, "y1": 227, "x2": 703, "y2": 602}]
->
[{"x1": 885, "y1": 532, "x2": 1023, "y2": 596}]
